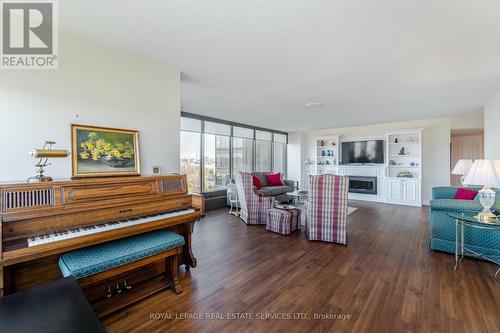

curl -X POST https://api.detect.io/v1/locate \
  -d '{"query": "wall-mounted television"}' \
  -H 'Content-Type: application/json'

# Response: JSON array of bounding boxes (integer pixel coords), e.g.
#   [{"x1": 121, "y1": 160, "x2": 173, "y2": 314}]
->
[{"x1": 341, "y1": 140, "x2": 384, "y2": 164}]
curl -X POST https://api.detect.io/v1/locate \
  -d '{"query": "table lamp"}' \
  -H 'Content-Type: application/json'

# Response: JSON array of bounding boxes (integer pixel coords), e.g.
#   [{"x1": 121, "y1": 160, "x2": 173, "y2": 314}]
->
[
  {"x1": 452, "y1": 159, "x2": 473, "y2": 186},
  {"x1": 27, "y1": 141, "x2": 69, "y2": 183},
  {"x1": 463, "y1": 160, "x2": 500, "y2": 218}
]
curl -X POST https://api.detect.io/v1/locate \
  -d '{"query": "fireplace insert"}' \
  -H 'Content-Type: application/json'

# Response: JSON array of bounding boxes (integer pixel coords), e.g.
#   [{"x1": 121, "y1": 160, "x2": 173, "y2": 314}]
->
[{"x1": 349, "y1": 176, "x2": 377, "y2": 195}]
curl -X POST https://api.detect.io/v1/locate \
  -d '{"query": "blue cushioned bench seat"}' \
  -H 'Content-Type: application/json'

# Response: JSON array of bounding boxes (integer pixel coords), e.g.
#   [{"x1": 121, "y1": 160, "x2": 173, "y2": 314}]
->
[{"x1": 59, "y1": 230, "x2": 185, "y2": 280}]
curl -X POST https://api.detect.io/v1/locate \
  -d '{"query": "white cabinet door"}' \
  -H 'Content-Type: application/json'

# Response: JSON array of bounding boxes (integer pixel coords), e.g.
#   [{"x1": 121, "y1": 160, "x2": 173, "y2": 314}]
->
[
  {"x1": 402, "y1": 179, "x2": 420, "y2": 206},
  {"x1": 388, "y1": 179, "x2": 402, "y2": 202},
  {"x1": 378, "y1": 177, "x2": 385, "y2": 200}
]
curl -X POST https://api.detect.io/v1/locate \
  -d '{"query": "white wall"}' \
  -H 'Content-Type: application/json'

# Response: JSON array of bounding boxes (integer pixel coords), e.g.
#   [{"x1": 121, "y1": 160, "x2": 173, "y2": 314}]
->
[
  {"x1": 484, "y1": 89, "x2": 500, "y2": 159},
  {"x1": 288, "y1": 113, "x2": 483, "y2": 204},
  {"x1": 0, "y1": 32, "x2": 181, "y2": 182}
]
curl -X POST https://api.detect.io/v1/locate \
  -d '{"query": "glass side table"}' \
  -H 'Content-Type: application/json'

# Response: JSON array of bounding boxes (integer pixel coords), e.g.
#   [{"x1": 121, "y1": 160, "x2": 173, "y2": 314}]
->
[
  {"x1": 447, "y1": 213, "x2": 500, "y2": 281},
  {"x1": 286, "y1": 190, "x2": 308, "y2": 206}
]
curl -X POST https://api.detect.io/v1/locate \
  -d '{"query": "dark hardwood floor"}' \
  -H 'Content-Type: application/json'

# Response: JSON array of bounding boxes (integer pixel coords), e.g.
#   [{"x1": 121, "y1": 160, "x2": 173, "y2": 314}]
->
[{"x1": 103, "y1": 201, "x2": 500, "y2": 333}]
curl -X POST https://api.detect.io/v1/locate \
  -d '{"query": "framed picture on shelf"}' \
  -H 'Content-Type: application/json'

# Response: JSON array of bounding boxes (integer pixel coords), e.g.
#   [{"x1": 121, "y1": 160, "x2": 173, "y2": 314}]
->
[{"x1": 71, "y1": 124, "x2": 141, "y2": 178}]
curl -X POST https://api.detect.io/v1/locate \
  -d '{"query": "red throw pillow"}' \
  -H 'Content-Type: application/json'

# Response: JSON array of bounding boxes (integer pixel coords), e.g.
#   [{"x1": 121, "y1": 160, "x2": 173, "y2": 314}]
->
[
  {"x1": 265, "y1": 173, "x2": 283, "y2": 186},
  {"x1": 454, "y1": 188, "x2": 478, "y2": 200},
  {"x1": 252, "y1": 174, "x2": 261, "y2": 190}
]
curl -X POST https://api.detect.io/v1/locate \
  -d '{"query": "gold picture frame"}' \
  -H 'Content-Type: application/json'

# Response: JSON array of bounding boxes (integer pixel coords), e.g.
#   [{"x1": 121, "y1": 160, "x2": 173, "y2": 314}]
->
[{"x1": 71, "y1": 124, "x2": 141, "y2": 178}]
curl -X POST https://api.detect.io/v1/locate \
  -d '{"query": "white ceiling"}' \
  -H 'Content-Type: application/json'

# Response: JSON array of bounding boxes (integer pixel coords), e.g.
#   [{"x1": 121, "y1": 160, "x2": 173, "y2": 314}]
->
[{"x1": 60, "y1": 1, "x2": 500, "y2": 132}]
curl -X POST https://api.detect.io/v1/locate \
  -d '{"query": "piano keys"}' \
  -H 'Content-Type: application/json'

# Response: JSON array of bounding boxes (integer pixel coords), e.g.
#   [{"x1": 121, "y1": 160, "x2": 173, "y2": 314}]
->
[
  {"x1": 0, "y1": 175, "x2": 204, "y2": 297},
  {"x1": 27, "y1": 209, "x2": 195, "y2": 247}
]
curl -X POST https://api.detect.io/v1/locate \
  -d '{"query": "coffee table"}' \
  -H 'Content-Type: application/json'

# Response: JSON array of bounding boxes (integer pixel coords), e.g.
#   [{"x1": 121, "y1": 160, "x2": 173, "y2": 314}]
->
[
  {"x1": 275, "y1": 203, "x2": 297, "y2": 210},
  {"x1": 286, "y1": 190, "x2": 309, "y2": 228},
  {"x1": 287, "y1": 190, "x2": 308, "y2": 205}
]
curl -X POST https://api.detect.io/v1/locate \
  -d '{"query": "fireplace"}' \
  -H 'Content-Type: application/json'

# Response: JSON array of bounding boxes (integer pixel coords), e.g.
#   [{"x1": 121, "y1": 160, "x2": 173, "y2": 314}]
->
[{"x1": 349, "y1": 176, "x2": 377, "y2": 195}]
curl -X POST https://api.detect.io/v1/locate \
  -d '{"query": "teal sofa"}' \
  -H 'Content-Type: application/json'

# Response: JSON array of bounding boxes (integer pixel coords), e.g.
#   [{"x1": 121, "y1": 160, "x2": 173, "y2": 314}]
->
[{"x1": 429, "y1": 186, "x2": 500, "y2": 257}]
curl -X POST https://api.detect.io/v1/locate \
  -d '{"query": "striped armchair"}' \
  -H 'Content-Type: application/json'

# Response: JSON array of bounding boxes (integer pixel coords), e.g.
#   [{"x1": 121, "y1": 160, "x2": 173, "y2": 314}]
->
[
  {"x1": 235, "y1": 172, "x2": 275, "y2": 225},
  {"x1": 306, "y1": 174, "x2": 349, "y2": 244}
]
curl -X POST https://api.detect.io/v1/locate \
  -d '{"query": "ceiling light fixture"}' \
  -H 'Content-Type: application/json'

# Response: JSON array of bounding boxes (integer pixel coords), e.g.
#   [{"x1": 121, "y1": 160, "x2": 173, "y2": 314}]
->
[{"x1": 305, "y1": 102, "x2": 323, "y2": 108}]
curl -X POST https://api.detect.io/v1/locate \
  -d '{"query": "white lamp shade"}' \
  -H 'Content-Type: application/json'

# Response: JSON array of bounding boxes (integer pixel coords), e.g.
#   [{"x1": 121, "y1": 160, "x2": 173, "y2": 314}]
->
[
  {"x1": 463, "y1": 160, "x2": 500, "y2": 187},
  {"x1": 451, "y1": 159, "x2": 473, "y2": 176}
]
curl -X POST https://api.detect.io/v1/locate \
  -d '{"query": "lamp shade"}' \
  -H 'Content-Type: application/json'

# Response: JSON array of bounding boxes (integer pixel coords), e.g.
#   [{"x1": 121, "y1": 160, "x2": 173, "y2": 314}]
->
[
  {"x1": 463, "y1": 160, "x2": 500, "y2": 187},
  {"x1": 451, "y1": 159, "x2": 473, "y2": 176}
]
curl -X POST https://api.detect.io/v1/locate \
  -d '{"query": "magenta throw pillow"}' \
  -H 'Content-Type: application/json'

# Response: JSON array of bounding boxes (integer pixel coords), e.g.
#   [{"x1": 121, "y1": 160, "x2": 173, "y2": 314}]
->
[
  {"x1": 454, "y1": 188, "x2": 478, "y2": 200},
  {"x1": 252, "y1": 174, "x2": 261, "y2": 190},
  {"x1": 265, "y1": 173, "x2": 283, "y2": 186}
]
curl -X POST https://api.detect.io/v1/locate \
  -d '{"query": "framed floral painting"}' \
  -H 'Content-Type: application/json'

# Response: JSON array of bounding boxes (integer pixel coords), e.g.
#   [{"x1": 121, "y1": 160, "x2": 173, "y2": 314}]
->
[{"x1": 71, "y1": 124, "x2": 140, "y2": 178}]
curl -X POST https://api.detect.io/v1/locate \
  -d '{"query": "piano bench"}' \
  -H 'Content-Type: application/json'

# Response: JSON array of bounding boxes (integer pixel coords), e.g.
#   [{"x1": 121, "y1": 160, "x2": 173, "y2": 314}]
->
[{"x1": 58, "y1": 230, "x2": 185, "y2": 317}]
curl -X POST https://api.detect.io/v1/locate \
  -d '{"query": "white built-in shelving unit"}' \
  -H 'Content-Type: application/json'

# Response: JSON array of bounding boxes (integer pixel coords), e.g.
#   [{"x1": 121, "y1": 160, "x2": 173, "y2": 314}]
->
[
  {"x1": 310, "y1": 129, "x2": 424, "y2": 207},
  {"x1": 385, "y1": 129, "x2": 423, "y2": 206},
  {"x1": 315, "y1": 136, "x2": 340, "y2": 175}
]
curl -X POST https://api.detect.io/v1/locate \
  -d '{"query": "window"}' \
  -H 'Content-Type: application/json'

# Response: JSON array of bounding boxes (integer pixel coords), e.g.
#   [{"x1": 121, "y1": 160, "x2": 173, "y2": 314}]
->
[
  {"x1": 204, "y1": 134, "x2": 230, "y2": 191},
  {"x1": 233, "y1": 126, "x2": 253, "y2": 139},
  {"x1": 273, "y1": 133, "x2": 287, "y2": 173},
  {"x1": 255, "y1": 130, "x2": 273, "y2": 141},
  {"x1": 180, "y1": 118, "x2": 202, "y2": 193},
  {"x1": 204, "y1": 121, "x2": 231, "y2": 136},
  {"x1": 273, "y1": 142, "x2": 286, "y2": 173},
  {"x1": 180, "y1": 115, "x2": 287, "y2": 193},
  {"x1": 180, "y1": 131, "x2": 201, "y2": 192},
  {"x1": 181, "y1": 117, "x2": 202, "y2": 132},
  {"x1": 232, "y1": 126, "x2": 254, "y2": 176},
  {"x1": 232, "y1": 137, "x2": 253, "y2": 175},
  {"x1": 255, "y1": 140, "x2": 272, "y2": 172},
  {"x1": 255, "y1": 130, "x2": 272, "y2": 172}
]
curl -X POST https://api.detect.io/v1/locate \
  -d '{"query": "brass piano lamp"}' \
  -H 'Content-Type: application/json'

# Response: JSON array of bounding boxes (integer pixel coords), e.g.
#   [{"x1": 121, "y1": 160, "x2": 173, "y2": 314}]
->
[{"x1": 27, "y1": 141, "x2": 69, "y2": 183}]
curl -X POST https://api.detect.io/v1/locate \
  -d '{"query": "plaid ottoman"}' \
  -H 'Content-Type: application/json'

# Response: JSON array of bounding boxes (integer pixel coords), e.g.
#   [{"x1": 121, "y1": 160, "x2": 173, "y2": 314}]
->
[{"x1": 266, "y1": 208, "x2": 300, "y2": 235}]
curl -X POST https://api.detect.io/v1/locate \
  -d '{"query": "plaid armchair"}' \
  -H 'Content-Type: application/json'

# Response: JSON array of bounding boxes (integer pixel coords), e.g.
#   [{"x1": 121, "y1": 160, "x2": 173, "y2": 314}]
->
[
  {"x1": 235, "y1": 172, "x2": 275, "y2": 225},
  {"x1": 306, "y1": 174, "x2": 349, "y2": 244}
]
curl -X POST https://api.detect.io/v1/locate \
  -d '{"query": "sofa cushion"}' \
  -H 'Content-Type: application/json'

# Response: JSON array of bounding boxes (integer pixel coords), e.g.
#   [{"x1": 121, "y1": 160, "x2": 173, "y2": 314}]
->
[
  {"x1": 252, "y1": 172, "x2": 268, "y2": 187},
  {"x1": 264, "y1": 186, "x2": 287, "y2": 196},
  {"x1": 256, "y1": 185, "x2": 295, "y2": 196},
  {"x1": 255, "y1": 188, "x2": 272, "y2": 196},
  {"x1": 58, "y1": 230, "x2": 185, "y2": 279},
  {"x1": 429, "y1": 199, "x2": 484, "y2": 213},
  {"x1": 454, "y1": 188, "x2": 478, "y2": 200},
  {"x1": 252, "y1": 174, "x2": 262, "y2": 190},
  {"x1": 265, "y1": 173, "x2": 283, "y2": 186},
  {"x1": 280, "y1": 185, "x2": 295, "y2": 194}
]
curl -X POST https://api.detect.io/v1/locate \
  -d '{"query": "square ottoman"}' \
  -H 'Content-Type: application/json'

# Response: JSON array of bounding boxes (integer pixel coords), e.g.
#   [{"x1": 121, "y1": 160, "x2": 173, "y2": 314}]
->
[{"x1": 266, "y1": 208, "x2": 300, "y2": 235}]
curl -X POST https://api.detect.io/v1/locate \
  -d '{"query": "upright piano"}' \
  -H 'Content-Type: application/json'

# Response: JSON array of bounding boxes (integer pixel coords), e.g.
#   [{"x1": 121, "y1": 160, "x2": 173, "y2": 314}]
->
[{"x1": 0, "y1": 175, "x2": 204, "y2": 300}]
